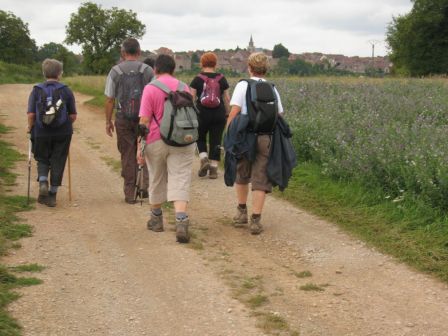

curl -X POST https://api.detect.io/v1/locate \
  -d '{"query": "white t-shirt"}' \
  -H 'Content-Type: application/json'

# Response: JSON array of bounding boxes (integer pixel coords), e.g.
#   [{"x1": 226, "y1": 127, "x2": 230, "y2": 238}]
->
[{"x1": 229, "y1": 77, "x2": 284, "y2": 115}]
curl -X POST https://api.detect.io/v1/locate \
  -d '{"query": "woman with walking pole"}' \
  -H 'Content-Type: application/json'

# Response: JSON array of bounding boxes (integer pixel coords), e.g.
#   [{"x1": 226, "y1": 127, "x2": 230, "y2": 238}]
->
[{"x1": 26, "y1": 59, "x2": 77, "y2": 207}]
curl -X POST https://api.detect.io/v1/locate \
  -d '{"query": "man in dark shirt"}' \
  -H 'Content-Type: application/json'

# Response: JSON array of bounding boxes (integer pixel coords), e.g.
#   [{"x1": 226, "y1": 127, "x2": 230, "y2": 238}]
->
[
  {"x1": 27, "y1": 58, "x2": 77, "y2": 207},
  {"x1": 104, "y1": 38, "x2": 154, "y2": 204}
]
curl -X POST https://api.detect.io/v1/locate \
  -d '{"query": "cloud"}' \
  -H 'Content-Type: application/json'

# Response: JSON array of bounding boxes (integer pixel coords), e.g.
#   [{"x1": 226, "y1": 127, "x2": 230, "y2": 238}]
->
[{"x1": 1, "y1": 0, "x2": 413, "y2": 56}]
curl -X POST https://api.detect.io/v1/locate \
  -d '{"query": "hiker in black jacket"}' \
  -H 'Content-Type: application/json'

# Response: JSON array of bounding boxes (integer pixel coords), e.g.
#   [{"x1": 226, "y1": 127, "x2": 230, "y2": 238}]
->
[
  {"x1": 266, "y1": 117, "x2": 297, "y2": 191},
  {"x1": 226, "y1": 52, "x2": 285, "y2": 235}
]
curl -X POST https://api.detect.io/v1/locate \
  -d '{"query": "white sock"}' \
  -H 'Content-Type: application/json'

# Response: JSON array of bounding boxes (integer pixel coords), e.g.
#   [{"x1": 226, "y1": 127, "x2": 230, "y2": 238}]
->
[
  {"x1": 210, "y1": 161, "x2": 218, "y2": 167},
  {"x1": 199, "y1": 152, "x2": 208, "y2": 160}
]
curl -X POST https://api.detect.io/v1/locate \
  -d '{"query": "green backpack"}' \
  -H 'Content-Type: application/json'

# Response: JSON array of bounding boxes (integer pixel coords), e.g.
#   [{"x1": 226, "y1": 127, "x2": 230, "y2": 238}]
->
[{"x1": 150, "y1": 80, "x2": 199, "y2": 147}]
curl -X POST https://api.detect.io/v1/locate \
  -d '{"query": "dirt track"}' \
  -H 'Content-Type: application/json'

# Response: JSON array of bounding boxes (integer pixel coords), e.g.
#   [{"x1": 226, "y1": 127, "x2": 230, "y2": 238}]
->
[{"x1": 1, "y1": 84, "x2": 448, "y2": 336}]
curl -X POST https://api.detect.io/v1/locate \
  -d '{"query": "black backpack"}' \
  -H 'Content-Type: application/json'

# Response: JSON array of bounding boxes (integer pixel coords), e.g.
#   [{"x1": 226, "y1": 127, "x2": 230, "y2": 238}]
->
[
  {"x1": 242, "y1": 79, "x2": 278, "y2": 134},
  {"x1": 113, "y1": 63, "x2": 146, "y2": 121}
]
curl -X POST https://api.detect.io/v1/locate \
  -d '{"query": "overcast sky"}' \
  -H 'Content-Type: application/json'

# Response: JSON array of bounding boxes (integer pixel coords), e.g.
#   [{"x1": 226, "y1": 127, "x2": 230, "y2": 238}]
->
[{"x1": 2, "y1": 0, "x2": 412, "y2": 57}]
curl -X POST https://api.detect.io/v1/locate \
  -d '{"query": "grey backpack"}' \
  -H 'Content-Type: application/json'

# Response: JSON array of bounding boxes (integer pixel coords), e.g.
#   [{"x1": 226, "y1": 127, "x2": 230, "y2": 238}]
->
[
  {"x1": 150, "y1": 80, "x2": 199, "y2": 147},
  {"x1": 113, "y1": 63, "x2": 146, "y2": 121}
]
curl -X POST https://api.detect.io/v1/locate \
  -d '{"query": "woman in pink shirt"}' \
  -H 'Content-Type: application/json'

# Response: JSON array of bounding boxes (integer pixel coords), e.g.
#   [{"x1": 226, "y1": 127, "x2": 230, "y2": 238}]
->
[{"x1": 138, "y1": 55, "x2": 194, "y2": 243}]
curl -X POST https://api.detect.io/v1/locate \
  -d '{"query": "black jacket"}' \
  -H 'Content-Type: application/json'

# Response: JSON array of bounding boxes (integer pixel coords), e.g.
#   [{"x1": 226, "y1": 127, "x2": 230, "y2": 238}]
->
[
  {"x1": 223, "y1": 114, "x2": 256, "y2": 187},
  {"x1": 266, "y1": 117, "x2": 297, "y2": 191},
  {"x1": 224, "y1": 114, "x2": 297, "y2": 190}
]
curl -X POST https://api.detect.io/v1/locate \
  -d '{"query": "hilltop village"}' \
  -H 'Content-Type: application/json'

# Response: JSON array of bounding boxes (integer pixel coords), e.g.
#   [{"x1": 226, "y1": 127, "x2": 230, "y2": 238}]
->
[{"x1": 140, "y1": 36, "x2": 391, "y2": 74}]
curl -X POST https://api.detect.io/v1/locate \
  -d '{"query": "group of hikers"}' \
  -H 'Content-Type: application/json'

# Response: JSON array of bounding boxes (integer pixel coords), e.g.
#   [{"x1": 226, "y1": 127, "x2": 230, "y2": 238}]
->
[{"x1": 27, "y1": 37, "x2": 296, "y2": 244}]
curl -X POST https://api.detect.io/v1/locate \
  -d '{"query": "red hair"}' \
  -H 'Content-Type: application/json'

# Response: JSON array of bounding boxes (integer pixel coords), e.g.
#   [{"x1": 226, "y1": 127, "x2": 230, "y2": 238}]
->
[{"x1": 200, "y1": 52, "x2": 217, "y2": 68}]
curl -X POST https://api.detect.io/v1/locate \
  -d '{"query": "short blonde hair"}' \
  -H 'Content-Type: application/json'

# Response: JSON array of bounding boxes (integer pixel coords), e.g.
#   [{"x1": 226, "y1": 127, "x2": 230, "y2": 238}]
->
[
  {"x1": 248, "y1": 52, "x2": 269, "y2": 75},
  {"x1": 42, "y1": 59, "x2": 63, "y2": 79}
]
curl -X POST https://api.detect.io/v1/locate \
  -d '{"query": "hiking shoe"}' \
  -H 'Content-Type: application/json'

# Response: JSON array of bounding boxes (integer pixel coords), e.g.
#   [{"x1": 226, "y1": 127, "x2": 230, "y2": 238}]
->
[
  {"x1": 249, "y1": 216, "x2": 263, "y2": 235},
  {"x1": 209, "y1": 166, "x2": 218, "y2": 179},
  {"x1": 147, "y1": 213, "x2": 164, "y2": 232},
  {"x1": 198, "y1": 158, "x2": 210, "y2": 177},
  {"x1": 233, "y1": 206, "x2": 248, "y2": 227},
  {"x1": 46, "y1": 192, "x2": 57, "y2": 208},
  {"x1": 176, "y1": 218, "x2": 190, "y2": 243},
  {"x1": 37, "y1": 181, "x2": 49, "y2": 204},
  {"x1": 125, "y1": 198, "x2": 137, "y2": 204}
]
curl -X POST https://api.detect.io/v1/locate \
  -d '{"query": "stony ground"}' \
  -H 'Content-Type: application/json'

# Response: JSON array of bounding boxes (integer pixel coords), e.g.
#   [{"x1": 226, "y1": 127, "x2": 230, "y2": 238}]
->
[{"x1": 1, "y1": 84, "x2": 448, "y2": 336}]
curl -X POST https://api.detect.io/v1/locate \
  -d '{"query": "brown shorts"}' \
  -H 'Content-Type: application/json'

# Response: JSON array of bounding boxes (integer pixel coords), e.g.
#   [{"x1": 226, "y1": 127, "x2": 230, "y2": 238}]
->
[{"x1": 235, "y1": 135, "x2": 272, "y2": 193}]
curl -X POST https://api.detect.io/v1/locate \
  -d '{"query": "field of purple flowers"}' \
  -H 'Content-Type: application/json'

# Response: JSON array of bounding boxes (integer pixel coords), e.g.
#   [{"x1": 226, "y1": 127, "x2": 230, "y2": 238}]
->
[{"x1": 272, "y1": 77, "x2": 448, "y2": 212}]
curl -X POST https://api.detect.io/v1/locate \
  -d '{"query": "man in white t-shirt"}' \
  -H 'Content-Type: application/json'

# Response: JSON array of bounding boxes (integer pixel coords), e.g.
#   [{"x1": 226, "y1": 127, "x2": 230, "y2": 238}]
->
[{"x1": 226, "y1": 52, "x2": 284, "y2": 234}]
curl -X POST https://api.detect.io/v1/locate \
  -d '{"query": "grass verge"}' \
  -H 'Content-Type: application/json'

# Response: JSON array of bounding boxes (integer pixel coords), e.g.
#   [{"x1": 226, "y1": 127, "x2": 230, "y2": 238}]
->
[
  {"x1": 277, "y1": 162, "x2": 448, "y2": 283},
  {"x1": 0, "y1": 123, "x2": 41, "y2": 335},
  {"x1": 64, "y1": 76, "x2": 106, "y2": 107},
  {"x1": 0, "y1": 62, "x2": 41, "y2": 84}
]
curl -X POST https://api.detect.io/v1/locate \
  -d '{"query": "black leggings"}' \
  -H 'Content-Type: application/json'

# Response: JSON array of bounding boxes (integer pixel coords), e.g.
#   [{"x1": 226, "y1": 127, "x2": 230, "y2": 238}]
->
[
  {"x1": 33, "y1": 135, "x2": 72, "y2": 186},
  {"x1": 197, "y1": 110, "x2": 226, "y2": 161}
]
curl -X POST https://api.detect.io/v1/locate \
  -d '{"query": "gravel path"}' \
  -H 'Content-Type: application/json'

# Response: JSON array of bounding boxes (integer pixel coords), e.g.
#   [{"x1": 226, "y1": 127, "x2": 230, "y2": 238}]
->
[{"x1": 1, "y1": 84, "x2": 448, "y2": 336}]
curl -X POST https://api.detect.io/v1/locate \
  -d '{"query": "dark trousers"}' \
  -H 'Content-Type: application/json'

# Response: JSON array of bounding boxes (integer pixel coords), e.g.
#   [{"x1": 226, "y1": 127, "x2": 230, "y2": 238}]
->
[
  {"x1": 115, "y1": 118, "x2": 149, "y2": 199},
  {"x1": 197, "y1": 110, "x2": 226, "y2": 161},
  {"x1": 33, "y1": 134, "x2": 72, "y2": 187}
]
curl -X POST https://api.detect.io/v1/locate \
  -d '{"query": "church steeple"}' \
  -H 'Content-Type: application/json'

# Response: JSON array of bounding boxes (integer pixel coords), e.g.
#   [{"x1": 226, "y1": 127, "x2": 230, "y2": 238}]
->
[{"x1": 248, "y1": 35, "x2": 255, "y2": 52}]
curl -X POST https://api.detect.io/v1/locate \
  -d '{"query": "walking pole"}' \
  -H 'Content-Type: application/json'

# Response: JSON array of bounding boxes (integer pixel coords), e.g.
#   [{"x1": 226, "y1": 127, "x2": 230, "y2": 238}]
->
[
  {"x1": 68, "y1": 150, "x2": 72, "y2": 202},
  {"x1": 27, "y1": 138, "x2": 32, "y2": 205}
]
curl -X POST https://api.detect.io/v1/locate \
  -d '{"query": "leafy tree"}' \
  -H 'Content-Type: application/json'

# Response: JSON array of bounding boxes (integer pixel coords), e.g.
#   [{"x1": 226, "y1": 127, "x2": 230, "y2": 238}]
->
[
  {"x1": 37, "y1": 42, "x2": 80, "y2": 75},
  {"x1": 272, "y1": 43, "x2": 290, "y2": 59},
  {"x1": 289, "y1": 58, "x2": 313, "y2": 76},
  {"x1": 65, "y1": 2, "x2": 145, "y2": 74},
  {"x1": 0, "y1": 10, "x2": 37, "y2": 64},
  {"x1": 387, "y1": 0, "x2": 448, "y2": 76},
  {"x1": 191, "y1": 52, "x2": 200, "y2": 64}
]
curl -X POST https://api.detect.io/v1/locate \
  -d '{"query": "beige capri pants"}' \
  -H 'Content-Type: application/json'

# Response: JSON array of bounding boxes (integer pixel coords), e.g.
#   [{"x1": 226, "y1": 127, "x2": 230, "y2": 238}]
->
[{"x1": 144, "y1": 139, "x2": 195, "y2": 204}]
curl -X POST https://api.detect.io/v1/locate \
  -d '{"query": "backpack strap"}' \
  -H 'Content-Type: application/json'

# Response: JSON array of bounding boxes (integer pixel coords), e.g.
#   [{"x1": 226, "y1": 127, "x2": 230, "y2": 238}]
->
[
  {"x1": 35, "y1": 82, "x2": 66, "y2": 98},
  {"x1": 112, "y1": 64, "x2": 124, "y2": 76},
  {"x1": 150, "y1": 79, "x2": 187, "y2": 94},
  {"x1": 238, "y1": 79, "x2": 254, "y2": 100},
  {"x1": 177, "y1": 81, "x2": 186, "y2": 91},
  {"x1": 197, "y1": 74, "x2": 208, "y2": 82},
  {"x1": 150, "y1": 79, "x2": 172, "y2": 94},
  {"x1": 198, "y1": 73, "x2": 223, "y2": 82},
  {"x1": 114, "y1": 62, "x2": 146, "y2": 75},
  {"x1": 138, "y1": 63, "x2": 147, "y2": 74},
  {"x1": 34, "y1": 84, "x2": 48, "y2": 111}
]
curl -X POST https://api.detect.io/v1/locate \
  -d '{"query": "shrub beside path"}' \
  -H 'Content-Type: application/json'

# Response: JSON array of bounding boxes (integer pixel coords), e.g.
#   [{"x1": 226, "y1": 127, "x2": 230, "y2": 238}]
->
[{"x1": 1, "y1": 84, "x2": 448, "y2": 336}]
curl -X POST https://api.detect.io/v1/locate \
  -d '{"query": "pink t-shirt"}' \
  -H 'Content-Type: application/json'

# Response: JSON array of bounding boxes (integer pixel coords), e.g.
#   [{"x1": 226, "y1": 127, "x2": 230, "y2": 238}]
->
[{"x1": 139, "y1": 74, "x2": 191, "y2": 144}]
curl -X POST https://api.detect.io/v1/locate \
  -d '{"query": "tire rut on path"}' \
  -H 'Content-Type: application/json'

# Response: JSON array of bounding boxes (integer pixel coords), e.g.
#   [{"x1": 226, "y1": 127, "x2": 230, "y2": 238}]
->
[{"x1": 1, "y1": 84, "x2": 448, "y2": 336}]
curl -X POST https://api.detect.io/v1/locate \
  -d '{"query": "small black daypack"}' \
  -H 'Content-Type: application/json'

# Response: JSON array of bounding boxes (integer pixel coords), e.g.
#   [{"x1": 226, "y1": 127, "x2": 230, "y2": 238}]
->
[
  {"x1": 242, "y1": 79, "x2": 278, "y2": 134},
  {"x1": 113, "y1": 63, "x2": 146, "y2": 121},
  {"x1": 34, "y1": 82, "x2": 68, "y2": 128}
]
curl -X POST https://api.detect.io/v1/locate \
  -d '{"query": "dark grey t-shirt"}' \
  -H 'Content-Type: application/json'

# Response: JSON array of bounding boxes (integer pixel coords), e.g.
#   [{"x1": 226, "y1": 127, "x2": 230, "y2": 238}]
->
[{"x1": 104, "y1": 60, "x2": 154, "y2": 98}]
